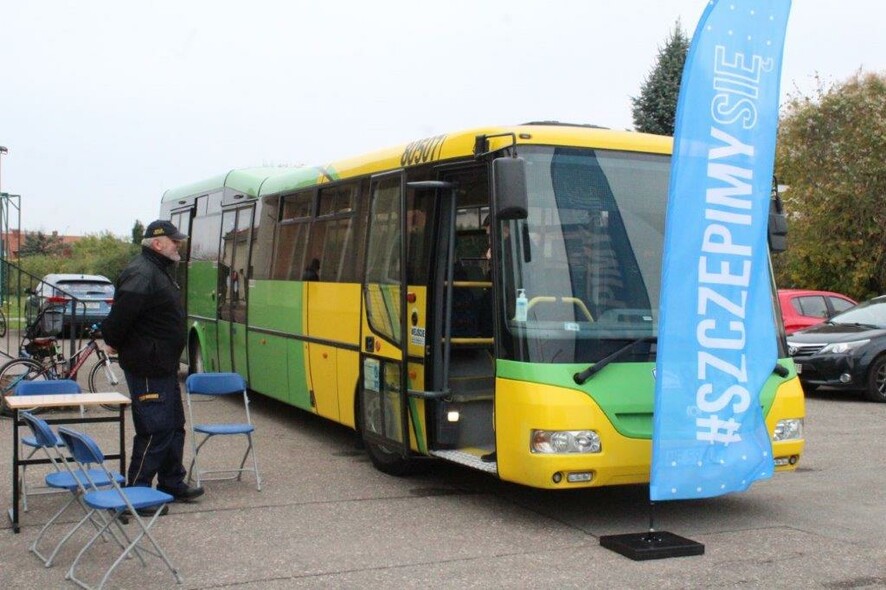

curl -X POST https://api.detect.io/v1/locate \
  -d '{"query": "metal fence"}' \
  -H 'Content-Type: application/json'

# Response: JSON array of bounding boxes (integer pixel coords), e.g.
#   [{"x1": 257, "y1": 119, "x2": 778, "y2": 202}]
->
[{"x1": 0, "y1": 258, "x2": 98, "y2": 363}]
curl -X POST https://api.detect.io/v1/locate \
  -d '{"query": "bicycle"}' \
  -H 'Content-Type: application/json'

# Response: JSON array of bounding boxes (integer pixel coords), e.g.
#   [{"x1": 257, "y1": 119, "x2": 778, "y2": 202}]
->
[
  {"x1": 0, "y1": 305, "x2": 128, "y2": 415},
  {"x1": 0, "y1": 306, "x2": 6, "y2": 338}
]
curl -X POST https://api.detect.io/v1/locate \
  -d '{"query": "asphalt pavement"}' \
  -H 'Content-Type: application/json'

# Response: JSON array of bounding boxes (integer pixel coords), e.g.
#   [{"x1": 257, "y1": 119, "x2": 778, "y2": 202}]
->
[{"x1": 1, "y1": 382, "x2": 884, "y2": 589}]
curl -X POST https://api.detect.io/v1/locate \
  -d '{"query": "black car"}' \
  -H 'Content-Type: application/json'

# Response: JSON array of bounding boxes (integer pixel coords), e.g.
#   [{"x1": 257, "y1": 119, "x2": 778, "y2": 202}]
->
[{"x1": 786, "y1": 295, "x2": 886, "y2": 402}]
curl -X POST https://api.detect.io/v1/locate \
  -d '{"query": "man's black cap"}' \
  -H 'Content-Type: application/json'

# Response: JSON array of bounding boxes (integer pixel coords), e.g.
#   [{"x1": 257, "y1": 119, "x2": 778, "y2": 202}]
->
[{"x1": 145, "y1": 219, "x2": 187, "y2": 241}]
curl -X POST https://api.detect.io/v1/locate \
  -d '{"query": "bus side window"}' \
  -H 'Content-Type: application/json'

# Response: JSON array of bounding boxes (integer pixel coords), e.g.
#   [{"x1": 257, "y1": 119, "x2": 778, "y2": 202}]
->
[
  {"x1": 189, "y1": 212, "x2": 221, "y2": 262},
  {"x1": 313, "y1": 183, "x2": 360, "y2": 282},
  {"x1": 272, "y1": 221, "x2": 310, "y2": 280},
  {"x1": 251, "y1": 195, "x2": 279, "y2": 281},
  {"x1": 271, "y1": 191, "x2": 313, "y2": 280}
]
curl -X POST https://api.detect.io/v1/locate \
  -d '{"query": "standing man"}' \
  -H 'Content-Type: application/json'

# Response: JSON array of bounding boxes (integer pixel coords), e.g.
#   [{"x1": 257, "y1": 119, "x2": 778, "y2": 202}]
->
[{"x1": 102, "y1": 219, "x2": 204, "y2": 506}]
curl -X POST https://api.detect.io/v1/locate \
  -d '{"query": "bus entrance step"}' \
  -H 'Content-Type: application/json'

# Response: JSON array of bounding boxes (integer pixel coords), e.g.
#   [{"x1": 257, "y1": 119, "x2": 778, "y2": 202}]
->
[{"x1": 430, "y1": 449, "x2": 497, "y2": 474}]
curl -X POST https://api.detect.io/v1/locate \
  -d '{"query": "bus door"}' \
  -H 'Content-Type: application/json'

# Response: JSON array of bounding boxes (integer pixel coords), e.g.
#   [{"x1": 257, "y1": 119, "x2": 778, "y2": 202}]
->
[
  {"x1": 169, "y1": 206, "x2": 195, "y2": 312},
  {"x1": 217, "y1": 204, "x2": 255, "y2": 377},
  {"x1": 431, "y1": 167, "x2": 496, "y2": 462},
  {"x1": 359, "y1": 172, "x2": 413, "y2": 456}
]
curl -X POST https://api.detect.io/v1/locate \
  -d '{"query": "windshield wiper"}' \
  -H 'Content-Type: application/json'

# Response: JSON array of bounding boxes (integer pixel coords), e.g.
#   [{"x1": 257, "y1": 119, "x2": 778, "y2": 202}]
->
[
  {"x1": 831, "y1": 321, "x2": 878, "y2": 329},
  {"x1": 573, "y1": 336, "x2": 656, "y2": 385}
]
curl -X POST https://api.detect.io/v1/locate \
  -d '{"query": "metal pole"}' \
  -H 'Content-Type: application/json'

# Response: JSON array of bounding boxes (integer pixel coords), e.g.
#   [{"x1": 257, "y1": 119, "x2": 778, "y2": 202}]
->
[
  {"x1": 0, "y1": 146, "x2": 7, "y2": 191},
  {"x1": 0, "y1": 147, "x2": 7, "y2": 307}
]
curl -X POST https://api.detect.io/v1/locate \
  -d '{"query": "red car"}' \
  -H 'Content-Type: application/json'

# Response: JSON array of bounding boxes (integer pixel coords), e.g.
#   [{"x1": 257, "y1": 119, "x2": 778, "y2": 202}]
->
[{"x1": 778, "y1": 289, "x2": 856, "y2": 335}]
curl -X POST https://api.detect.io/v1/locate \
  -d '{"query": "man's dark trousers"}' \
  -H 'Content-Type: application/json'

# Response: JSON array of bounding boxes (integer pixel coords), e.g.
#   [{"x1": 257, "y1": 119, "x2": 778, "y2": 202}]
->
[{"x1": 124, "y1": 373, "x2": 188, "y2": 492}]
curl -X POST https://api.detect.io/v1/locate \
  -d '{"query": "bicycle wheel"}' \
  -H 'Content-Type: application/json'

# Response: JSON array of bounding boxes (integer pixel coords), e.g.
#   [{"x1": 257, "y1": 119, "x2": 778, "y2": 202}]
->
[
  {"x1": 0, "y1": 308, "x2": 7, "y2": 338},
  {"x1": 0, "y1": 358, "x2": 51, "y2": 416},
  {"x1": 88, "y1": 356, "x2": 130, "y2": 411}
]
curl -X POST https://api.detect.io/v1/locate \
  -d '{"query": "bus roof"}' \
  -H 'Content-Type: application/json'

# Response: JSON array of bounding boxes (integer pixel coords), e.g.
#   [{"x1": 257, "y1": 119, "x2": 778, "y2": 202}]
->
[
  {"x1": 162, "y1": 124, "x2": 672, "y2": 201},
  {"x1": 260, "y1": 124, "x2": 671, "y2": 196},
  {"x1": 160, "y1": 167, "x2": 293, "y2": 203}
]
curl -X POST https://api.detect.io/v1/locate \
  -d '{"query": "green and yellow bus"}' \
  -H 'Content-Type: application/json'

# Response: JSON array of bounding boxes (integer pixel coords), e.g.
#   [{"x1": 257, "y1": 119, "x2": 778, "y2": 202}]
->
[{"x1": 160, "y1": 122, "x2": 804, "y2": 489}]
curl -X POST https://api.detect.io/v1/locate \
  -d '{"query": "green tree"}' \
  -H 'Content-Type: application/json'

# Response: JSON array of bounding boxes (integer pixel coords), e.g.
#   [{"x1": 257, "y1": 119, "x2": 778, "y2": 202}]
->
[
  {"x1": 131, "y1": 219, "x2": 145, "y2": 245},
  {"x1": 774, "y1": 71, "x2": 886, "y2": 300},
  {"x1": 19, "y1": 231, "x2": 64, "y2": 257},
  {"x1": 631, "y1": 21, "x2": 690, "y2": 136},
  {"x1": 17, "y1": 232, "x2": 138, "y2": 284},
  {"x1": 67, "y1": 233, "x2": 139, "y2": 282}
]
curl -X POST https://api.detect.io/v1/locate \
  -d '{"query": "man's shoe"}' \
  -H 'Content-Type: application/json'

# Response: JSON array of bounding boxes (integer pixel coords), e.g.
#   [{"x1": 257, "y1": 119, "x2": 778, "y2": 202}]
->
[
  {"x1": 124, "y1": 504, "x2": 169, "y2": 518},
  {"x1": 159, "y1": 485, "x2": 205, "y2": 503}
]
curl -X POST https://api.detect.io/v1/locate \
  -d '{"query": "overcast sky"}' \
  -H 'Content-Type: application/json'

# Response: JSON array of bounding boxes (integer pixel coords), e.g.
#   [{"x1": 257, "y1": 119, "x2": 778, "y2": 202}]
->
[{"x1": 1, "y1": 0, "x2": 883, "y2": 237}]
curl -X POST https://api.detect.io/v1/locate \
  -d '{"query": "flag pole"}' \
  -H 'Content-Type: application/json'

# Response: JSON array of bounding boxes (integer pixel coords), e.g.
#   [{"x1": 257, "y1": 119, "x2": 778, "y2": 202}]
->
[{"x1": 601, "y1": 0, "x2": 791, "y2": 560}]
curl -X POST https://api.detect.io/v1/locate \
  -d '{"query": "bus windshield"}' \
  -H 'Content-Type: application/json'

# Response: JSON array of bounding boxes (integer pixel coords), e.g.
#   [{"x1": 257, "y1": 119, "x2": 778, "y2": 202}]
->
[{"x1": 495, "y1": 146, "x2": 670, "y2": 364}]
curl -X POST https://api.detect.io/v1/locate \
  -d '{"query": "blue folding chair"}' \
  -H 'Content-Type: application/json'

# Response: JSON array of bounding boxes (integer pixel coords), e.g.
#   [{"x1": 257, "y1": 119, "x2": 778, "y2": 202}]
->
[
  {"x1": 58, "y1": 427, "x2": 183, "y2": 589},
  {"x1": 20, "y1": 412, "x2": 126, "y2": 568},
  {"x1": 185, "y1": 372, "x2": 262, "y2": 491},
  {"x1": 16, "y1": 379, "x2": 82, "y2": 512}
]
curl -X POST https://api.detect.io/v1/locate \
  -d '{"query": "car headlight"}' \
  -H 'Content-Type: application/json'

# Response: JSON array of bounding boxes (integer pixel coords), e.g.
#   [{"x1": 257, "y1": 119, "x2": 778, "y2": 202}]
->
[
  {"x1": 531, "y1": 430, "x2": 601, "y2": 454},
  {"x1": 773, "y1": 418, "x2": 804, "y2": 441},
  {"x1": 819, "y1": 339, "x2": 870, "y2": 354}
]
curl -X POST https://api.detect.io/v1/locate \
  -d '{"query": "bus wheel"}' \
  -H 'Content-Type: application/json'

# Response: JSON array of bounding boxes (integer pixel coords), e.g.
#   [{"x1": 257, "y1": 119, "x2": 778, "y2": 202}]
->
[
  {"x1": 189, "y1": 339, "x2": 204, "y2": 376},
  {"x1": 359, "y1": 390, "x2": 424, "y2": 476}
]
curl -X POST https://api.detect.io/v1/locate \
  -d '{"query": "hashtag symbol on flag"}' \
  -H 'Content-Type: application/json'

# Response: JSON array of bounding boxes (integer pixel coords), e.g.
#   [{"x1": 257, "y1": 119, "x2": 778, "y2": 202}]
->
[{"x1": 696, "y1": 415, "x2": 742, "y2": 444}]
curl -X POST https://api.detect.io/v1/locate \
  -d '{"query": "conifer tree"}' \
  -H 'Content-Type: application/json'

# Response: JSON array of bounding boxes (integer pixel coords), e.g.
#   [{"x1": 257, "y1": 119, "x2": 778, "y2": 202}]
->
[
  {"x1": 131, "y1": 219, "x2": 145, "y2": 245},
  {"x1": 631, "y1": 22, "x2": 690, "y2": 136},
  {"x1": 19, "y1": 231, "x2": 64, "y2": 257}
]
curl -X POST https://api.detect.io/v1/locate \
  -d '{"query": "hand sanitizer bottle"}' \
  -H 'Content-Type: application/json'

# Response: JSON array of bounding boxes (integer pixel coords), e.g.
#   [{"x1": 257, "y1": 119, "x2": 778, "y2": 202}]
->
[{"x1": 515, "y1": 289, "x2": 528, "y2": 322}]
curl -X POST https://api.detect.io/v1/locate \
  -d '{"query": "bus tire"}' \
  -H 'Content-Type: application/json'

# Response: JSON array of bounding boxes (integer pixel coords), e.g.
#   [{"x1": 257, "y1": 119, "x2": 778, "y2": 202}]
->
[
  {"x1": 364, "y1": 437, "x2": 423, "y2": 476},
  {"x1": 358, "y1": 388, "x2": 425, "y2": 476}
]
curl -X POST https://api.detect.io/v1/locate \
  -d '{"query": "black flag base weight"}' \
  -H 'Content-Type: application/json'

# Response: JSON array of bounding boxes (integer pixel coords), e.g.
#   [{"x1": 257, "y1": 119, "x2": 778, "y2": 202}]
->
[{"x1": 600, "y1": 531, "x2": 705, "y2": 561}]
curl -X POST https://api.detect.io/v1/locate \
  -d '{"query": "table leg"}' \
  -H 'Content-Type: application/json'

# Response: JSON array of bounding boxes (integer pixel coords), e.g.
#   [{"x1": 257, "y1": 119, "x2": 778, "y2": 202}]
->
[
  {"x1": 9, "y1": 409, "x2": 21, "y2": 533},
  {"x1": 118, "y1": 404, "x2": 127, "y2": 478}
]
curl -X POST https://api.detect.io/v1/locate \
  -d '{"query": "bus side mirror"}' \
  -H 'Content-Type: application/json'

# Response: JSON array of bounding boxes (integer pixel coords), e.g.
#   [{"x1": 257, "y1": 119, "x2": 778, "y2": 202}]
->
[
  {"x1": 493, "y1": 157, "x2": 528, "y2": 220},
  {"x1": 768, "y1": 193, "x2": 788, "y2": 253}
]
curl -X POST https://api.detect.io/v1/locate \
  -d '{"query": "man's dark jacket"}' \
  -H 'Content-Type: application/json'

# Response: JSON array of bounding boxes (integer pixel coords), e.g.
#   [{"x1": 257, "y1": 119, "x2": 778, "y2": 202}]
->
[{"x1": 102, "y1": 247, "x2": 186, "y2": 377}]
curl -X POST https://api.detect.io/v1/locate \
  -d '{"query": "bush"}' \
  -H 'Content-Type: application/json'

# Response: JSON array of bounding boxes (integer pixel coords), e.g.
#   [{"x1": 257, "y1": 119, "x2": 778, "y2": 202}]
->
[
  {"x1": 15, "y1": 233, "x2": 139, "y2": 292},
  {"x1": 774, "y1": 72, "x2": 886, "y2": 300}
]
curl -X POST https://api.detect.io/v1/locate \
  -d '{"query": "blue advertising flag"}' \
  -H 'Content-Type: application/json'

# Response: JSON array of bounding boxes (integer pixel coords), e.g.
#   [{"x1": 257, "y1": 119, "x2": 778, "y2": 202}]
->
[{"x1": 650, "y1": 0, "x2": 791, "y2": 501}]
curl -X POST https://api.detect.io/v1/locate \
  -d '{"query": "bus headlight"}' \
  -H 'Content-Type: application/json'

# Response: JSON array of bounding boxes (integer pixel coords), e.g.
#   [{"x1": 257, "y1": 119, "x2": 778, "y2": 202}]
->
[
  {"x1": 531, "y1": 430, "x2": 601, "y2": 454},
  {"x1": 772, "y1": 418, "x2": 804, "y2": 441}
]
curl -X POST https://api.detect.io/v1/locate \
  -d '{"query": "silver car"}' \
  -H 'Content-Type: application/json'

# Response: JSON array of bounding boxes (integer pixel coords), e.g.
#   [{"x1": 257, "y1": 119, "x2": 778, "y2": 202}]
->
[{"x1": 26, "y1": 273, "x2": 115, "y2": 336}]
